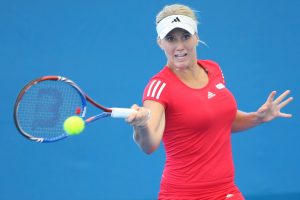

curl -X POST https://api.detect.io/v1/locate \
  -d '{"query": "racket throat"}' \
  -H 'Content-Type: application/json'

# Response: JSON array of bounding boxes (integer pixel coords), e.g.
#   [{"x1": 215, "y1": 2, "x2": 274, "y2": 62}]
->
[{"x1": 85, "y1": 112, "x2": 111, "y2": 123}]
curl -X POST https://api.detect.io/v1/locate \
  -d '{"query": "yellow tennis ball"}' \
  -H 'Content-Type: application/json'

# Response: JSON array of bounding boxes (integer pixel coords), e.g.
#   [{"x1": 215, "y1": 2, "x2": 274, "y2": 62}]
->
[{"x1": 63, "y1": 116, "x2": 85, "y2": 135}]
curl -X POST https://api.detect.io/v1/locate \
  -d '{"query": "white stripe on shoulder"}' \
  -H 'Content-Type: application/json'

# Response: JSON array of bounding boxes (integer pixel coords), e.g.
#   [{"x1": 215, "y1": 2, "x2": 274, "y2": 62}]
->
[
  {"x1": 151, "y1": 80, "x2": 162, "y2": 97},
  {"x1": 147, "y1": 80, "x2": 157, "y2": 97},
  {"x1": 146, "y1": 79, "x2": 167, "y2": 99},
  {"x1": 156, "y1": 82, "x2": 166, "y2": 99}
]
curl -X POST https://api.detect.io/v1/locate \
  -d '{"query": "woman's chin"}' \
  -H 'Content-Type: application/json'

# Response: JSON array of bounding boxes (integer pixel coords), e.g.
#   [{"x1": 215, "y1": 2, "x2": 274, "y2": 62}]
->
[{"x1": 174, "y1": 61, "x2": 189, "y2": 70}]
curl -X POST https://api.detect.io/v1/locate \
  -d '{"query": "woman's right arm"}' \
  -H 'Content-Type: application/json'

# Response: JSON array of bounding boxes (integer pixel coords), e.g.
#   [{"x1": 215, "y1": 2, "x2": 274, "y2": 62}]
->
[{"x1": 126, "y1": 100, "x2": 165, "y2": 154}]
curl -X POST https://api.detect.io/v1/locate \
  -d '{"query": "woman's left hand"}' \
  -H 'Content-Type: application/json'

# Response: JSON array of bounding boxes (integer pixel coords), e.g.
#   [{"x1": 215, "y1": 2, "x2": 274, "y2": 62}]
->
[{"x1": 257, "y1": 90, "x2": 293, "y2": 123}]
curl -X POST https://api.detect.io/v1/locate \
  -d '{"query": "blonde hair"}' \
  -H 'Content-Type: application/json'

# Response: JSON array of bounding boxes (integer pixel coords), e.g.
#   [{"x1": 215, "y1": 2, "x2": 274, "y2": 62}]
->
[{"x1": 156, "y1": 4, "x2": 198, "y2": 24}]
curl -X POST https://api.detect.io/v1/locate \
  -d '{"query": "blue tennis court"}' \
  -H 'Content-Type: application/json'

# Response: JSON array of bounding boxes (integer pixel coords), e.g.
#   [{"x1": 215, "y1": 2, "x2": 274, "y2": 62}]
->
[{"x1": 0, "y1": 0, "x2": 299, "y2": 199}]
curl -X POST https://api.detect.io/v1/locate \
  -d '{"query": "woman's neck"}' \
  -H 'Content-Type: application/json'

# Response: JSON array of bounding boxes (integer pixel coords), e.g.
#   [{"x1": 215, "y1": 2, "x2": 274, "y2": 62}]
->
[{"x1": 168, "y1": 62, "x2": 209, "y2": 89}]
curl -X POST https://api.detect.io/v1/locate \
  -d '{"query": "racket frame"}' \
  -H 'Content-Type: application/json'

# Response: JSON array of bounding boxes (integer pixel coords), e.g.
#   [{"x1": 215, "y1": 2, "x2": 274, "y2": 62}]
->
[{"x1": 13, "y1": 75, "x2": 113, "y2": 143}]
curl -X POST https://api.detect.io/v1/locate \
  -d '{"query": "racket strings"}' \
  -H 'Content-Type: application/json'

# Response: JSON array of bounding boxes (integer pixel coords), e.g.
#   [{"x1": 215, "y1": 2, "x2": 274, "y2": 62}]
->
[{"x1": 17, "y1": 80, "x2": 84, "y2": 139}]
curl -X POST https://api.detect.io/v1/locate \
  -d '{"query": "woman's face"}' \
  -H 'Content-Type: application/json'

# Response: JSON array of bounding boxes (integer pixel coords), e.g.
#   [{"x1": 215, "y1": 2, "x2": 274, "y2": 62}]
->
[{"x1": 158, "y1": 28, "x2": 199, "y2": 70}]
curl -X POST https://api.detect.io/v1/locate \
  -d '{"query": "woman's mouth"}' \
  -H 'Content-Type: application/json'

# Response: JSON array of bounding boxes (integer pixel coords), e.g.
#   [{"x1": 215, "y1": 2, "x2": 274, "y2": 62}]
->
[
  {"x1": 175, "y1": 53, "x2": 188, "y2": 61},
  {"x1": 175, "y1": 53, "x2": 188, "y2": 58}
]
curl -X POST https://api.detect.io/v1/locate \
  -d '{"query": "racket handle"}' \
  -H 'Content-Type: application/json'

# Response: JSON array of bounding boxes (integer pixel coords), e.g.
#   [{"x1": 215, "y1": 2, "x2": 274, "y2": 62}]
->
[{"x1": 111, "y1": 108, "x2": 136, "y2": 118}]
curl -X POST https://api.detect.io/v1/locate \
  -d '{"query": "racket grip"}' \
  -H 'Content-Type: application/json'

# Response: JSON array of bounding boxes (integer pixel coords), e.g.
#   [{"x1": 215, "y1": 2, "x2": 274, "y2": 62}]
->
[{"x1": 110, "y1": 108, "x2": 136, "y2": 118}]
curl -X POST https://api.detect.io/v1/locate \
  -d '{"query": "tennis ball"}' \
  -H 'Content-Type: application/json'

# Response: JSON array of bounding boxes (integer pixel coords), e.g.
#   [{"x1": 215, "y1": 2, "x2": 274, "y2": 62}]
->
[{"x1": 63, "y1": 116, "x2": 85, "y2": 135}]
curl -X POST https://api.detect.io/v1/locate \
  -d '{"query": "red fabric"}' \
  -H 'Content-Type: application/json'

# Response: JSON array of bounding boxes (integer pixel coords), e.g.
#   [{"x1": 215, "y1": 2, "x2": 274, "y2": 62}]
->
[{"x1": 143, "y1": 60, "x2": 243, "y2": 199}]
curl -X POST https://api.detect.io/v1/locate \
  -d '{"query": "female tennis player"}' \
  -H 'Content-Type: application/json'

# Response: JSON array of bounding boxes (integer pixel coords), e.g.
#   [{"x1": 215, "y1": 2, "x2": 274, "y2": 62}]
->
[{"x1": 126, "y1": 4, "x2": 293, "y2": 200}]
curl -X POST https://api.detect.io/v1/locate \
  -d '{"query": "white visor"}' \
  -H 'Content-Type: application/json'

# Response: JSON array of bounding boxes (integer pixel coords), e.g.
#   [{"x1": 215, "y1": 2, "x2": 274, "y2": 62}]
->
[{"x1": 156, "y1": 15, "x2": 198, "y2": 39}]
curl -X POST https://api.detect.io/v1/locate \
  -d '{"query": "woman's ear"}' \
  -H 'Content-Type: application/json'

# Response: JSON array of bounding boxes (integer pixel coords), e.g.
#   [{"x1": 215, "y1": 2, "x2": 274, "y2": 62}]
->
[
  {"x1": 157, "y1": 38, "x2": 164, "y2": 50},
  {"x1": 195, "y1": 34, "x2": 200, "y2": 45}
]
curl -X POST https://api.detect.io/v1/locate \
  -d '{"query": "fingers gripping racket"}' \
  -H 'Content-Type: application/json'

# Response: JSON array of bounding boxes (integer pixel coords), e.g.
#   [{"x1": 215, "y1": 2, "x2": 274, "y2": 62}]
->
[{"x1": 13, "y1": 76, "x2": 135, "y2": 143}]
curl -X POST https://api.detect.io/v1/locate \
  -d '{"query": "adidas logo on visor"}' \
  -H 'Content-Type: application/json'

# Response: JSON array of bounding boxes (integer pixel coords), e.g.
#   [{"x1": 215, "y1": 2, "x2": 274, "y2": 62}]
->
[{"x1": 171, "y1": 17, "x2": 181, "y2": 23}]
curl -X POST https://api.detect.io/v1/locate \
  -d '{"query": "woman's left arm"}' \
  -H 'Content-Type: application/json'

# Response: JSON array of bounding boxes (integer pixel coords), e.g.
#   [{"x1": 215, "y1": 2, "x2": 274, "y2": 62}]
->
[{"x1": 232, "y1": 90, "x2": 293, "y2": 133}]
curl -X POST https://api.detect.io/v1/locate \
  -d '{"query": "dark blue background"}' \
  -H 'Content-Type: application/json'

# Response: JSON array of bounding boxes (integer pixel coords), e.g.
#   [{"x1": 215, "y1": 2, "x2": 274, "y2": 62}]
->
[{"x1": 0, "y1": 0, "x2": 299, "y2": 199}]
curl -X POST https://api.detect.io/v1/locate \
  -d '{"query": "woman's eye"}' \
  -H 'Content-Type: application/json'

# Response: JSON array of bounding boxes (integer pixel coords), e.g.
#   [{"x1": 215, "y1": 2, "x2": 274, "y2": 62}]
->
[
  {"x1": 183, "y1": 33, "x2": 191, "y2": 40},
  {"x1": 165, "y1": 36, "x2": 175, "y2": 41}
]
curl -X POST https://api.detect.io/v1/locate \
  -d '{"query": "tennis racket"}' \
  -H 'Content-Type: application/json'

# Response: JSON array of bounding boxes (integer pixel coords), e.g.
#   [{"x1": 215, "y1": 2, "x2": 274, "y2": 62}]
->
[{"x1": 13, "y1": 75, "x2": 136, "y2": 143}]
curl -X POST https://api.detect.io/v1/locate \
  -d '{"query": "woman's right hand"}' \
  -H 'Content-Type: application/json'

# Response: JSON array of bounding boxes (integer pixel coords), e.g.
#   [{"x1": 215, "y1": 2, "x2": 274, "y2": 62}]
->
[
  {"x1": 127, "y1": 101, "x2": 165, "y2": 154},
  {"x1": 126, "y1": 104, "x2": 151, "y2": 127}
]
